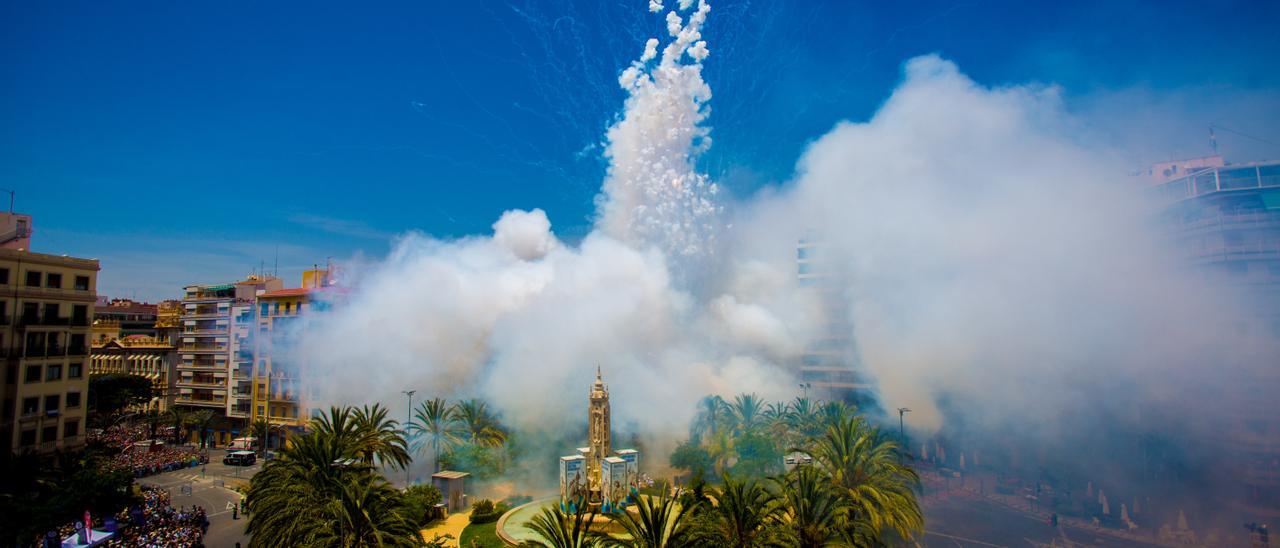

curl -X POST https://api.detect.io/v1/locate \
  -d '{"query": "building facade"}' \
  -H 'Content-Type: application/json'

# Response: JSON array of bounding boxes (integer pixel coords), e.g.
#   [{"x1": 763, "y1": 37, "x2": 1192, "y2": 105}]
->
[
  {"x1": 89, "y1": 335, "x2": 176, "y2": 412},
  {"x1": 93, "y1": 299, "x2": 159, "y2": 338},
  {"x1": 1147, "y1": 159, "x2": 1280, "y2": 517},
  {"x1": 1, "y1": 248, "x2": 98, "y2": 453},
  {"x1": 796, "y1": 236, "x2": 873, "y2": 403},
  {"x1": 249, "y1": 267, "x2": 336, "y2": 438},
  {"x1": 176, "y1": 275, "x2": 280, "y2": 445}
]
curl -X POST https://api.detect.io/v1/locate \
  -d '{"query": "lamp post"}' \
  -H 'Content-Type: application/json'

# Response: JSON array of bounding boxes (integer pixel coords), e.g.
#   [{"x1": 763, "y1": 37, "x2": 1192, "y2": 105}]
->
[
  {"x1": 331, "y1": 458, "x2": 357, "y2": 546},
  {"x1": 798, "y1": 382, "x2": 811, "y2": 400},
  {"x1": 401, "y1": 390, "x2": 415, "y2": 486},
  {"x1": 897, "y1": 407, "x2": 911, "y2": 463}
]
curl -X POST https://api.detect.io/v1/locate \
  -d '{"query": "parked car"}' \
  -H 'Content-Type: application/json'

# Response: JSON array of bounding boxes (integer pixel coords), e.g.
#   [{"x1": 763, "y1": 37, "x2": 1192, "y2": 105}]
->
[{"x1": 223, "y1": 450, "x2": 257, "y2": 466}]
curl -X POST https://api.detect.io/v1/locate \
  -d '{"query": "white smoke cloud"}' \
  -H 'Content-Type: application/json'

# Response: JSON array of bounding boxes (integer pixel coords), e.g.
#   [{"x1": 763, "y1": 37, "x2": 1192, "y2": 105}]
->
[{"x1": 288, "y1": 2, "x2": 1276, "y2": 502}]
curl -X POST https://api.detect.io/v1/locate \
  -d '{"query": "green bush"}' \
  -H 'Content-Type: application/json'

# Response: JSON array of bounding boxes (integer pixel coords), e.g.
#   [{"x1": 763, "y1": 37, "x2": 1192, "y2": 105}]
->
[
  {"x1": 401, "y1": 484, "x2": 444, "y2": 526},
  {"x1": 468, "y1": 498, "x2": 508, "y2": 524}
]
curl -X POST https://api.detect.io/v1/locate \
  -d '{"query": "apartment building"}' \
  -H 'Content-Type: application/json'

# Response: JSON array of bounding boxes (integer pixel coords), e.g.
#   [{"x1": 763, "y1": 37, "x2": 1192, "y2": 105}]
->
[
  {"x1": 0, "y1": 247, "x2": 98, "y2": 453},
  {"x1": 796, "y1": 235, "x2": 874, "y2": 404},
  {"x1": 251, "y1": 266, "x2": 336, "y2": 443},
  {"x1": 176, "y1": 275, "x2": 280, "y2": 445}
]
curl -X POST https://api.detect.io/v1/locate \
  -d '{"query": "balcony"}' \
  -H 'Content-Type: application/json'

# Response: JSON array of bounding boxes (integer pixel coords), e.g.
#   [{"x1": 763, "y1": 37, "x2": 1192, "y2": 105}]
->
[
  {"x1": 178, "y1": 344, "x2": 229, "y2": 353},
  {"x1": 23, "y1": 345, "x2": 47, "y2": 358},
  {"x1": 67, "y1": 345, "x2": 87, "y2": 357},
  {"x1": 18, "y1": 314, "x2": 40, "y2": 327},
  {"x1": 42, "y1": 316, "x2": 71, "y2": 326},
  {"x1": 175, "y1": 396, "x2": 225, "y2": 408},
  {"x1": 71, "y1": 317, "x2": 90, "y2": 327},
  {"x1": 180, "y1": 362, "x2": 225, "y2": 371},
  {"x1": 177, "y1": 378, "x2": 225, "y2": 388}
]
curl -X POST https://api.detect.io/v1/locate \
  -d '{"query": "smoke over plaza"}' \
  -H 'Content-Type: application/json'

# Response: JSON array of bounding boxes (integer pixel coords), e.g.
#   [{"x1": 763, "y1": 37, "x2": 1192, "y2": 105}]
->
[{"x1": 274, "y1": 0, "x2": 1279, "y2": 523}]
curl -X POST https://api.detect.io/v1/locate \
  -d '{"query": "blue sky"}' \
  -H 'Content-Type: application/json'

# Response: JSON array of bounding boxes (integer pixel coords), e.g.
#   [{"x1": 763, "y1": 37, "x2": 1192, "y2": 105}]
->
[{"x1": 4, "y1": 0, "x2": 1279, "y2": 301}]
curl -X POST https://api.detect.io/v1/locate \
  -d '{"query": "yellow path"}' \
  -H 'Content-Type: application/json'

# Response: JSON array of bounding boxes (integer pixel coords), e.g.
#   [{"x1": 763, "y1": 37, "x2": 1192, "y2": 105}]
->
[{"x1": 420, "y1": 510, "x2": 472, "y2": 547}]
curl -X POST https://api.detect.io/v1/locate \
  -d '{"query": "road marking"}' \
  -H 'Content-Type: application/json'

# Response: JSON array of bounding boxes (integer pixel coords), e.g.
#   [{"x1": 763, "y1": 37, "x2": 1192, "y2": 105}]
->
[
  {"x1": 923, "y1": 530, "x2": 1008, "y2": 547},
  {"x1": 226, "y1": 501, "x2": 236, "y2": 510}
]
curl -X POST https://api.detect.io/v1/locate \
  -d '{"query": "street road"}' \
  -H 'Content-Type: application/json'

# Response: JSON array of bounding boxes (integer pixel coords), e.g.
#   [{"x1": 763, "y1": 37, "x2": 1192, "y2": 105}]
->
[{"x1": 138, "y1": 448, "x2": 262, "y2": 547}]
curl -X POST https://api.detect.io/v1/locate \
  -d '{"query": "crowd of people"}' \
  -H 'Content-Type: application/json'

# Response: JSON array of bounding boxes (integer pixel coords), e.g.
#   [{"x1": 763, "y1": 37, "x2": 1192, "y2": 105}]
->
[
  {"x1": 37, "y1": 487, "x2": 208, "y2": 548},
  {"x1": 104, "y1": 487, "x2": 208, "y2": 548},
  {"x1": 90, "y1": 425, "x2": 206, "y2": 478}
]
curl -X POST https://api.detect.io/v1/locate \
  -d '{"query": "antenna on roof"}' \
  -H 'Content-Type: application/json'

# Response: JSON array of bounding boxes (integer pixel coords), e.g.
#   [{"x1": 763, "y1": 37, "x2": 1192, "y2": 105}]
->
[
  {"x1": 274, "y1": 245, "x2": 279, "y2": 277},
  {"x1": 0, "y1": 189, "x2": 13, "y2": 213},
  {"x1": 1209, "y1": 125, "x2": 1218, "y2": 155}
]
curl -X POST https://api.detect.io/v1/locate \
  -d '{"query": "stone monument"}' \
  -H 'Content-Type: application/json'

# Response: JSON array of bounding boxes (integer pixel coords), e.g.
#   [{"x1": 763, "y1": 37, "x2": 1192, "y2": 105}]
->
[{"x1": 559, "y1": 367, "x2": 641, "y2": 512}]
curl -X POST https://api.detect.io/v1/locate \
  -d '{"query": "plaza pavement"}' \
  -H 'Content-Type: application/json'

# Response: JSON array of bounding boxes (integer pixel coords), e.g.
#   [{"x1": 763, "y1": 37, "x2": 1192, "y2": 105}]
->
[{"x1": 138, "y1": 448, "x2": 261, "y2": 547}]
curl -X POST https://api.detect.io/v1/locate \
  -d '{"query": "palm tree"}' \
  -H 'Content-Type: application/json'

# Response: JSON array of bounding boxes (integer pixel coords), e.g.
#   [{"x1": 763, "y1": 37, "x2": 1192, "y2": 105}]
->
[
  {"x1": 602, "y1": 482, "x2": 699, "y2": 547},
  {"x1": 453, "y1": 399, "x2": 507, "y2": 447},
  {"x1": 526, "y1": 502, "x2": 600, "y2": 548},
  {"x1": 784, "y1": 398, "x2": 821, "y2": 445},
  {"x1": 352, "y1": 404, "x2": 413, "y2": 470},
  {"x1": 409, "y1": 397, "x2": 463, "y2": 472},
  {"x1": 727, "y1": 394, "x2": 765, "y2": 436},
  {"x1": 141, "y1": 409, "x2": 164, "y2": 441},
  {"x1": 809, "y1": 415, "x2": 923, "y2": 543},
  {"x1": 188, "y1": 409, "x2": 217, "y2": 450},
  {"x1": 773, "y1": 466, "x2": 846, "y2": 548},
  {"x1": 251, "y1": 418, "x2": 271, "y2": 456},
  {"x1": 690, "y1": 396, "x2": 728, "y2": 441},
  {"x1": 245, "y1": 424, "x2": 421, "y2": 547},
  {"x1": 706, "y1": 474, "x2": 783, "y2": 548},
  {"x1": 166, "y1": 406, "x2": 189, "y2": 445},
  {"x1": 816, "y1": 401, "x2": 853, "y2": 430}
]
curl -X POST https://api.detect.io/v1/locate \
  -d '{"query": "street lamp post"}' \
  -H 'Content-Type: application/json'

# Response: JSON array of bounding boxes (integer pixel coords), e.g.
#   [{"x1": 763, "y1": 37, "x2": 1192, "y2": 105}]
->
[
  {"x1": 897, "y1": 407, "x2": 911, "y2": 463},
  {"x1": 798, "y1": 382, "x2": 811, "y2": 400},
  {"x1": 401, "y1": 390, "x2": 416, "y2": 487},
  {"x1": 331, "y1": 458, "x2": 356, "y2": 547}
]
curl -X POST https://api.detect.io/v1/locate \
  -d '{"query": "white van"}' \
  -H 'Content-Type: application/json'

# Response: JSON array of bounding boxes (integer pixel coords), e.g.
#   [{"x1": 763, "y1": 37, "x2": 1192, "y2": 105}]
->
[{"x1": 229, "y1": 437, "x2": 258, "y2": 451}]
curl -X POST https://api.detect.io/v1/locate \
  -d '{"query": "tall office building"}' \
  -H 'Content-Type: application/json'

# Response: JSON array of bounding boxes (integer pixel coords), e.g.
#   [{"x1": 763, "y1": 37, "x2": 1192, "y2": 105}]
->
[
  {"x1": 1, "y1": 244, "x2": 98, "y2": 453},
  {"x1": 176, "y1": 275, "x2": 281, "y2": 445},
  {"x1": 1146, "y1": 157, "x2": 1280, "y2": 518},
  {"x1": 796, "y1": 235, "x2": 873, "y2": 403}
]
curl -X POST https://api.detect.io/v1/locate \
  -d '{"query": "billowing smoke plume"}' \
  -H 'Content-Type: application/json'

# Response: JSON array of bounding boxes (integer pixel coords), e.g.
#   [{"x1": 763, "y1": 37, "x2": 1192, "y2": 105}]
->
[
  {"x1": 598, "y1": 0, "x2": 721, "y2": 261},
  {"x1": 294, "y1": 0, "x2": 806, "y2": 444},
  {"x1": 290, "y1": 0, "x2": 1276, "y2": 512}
]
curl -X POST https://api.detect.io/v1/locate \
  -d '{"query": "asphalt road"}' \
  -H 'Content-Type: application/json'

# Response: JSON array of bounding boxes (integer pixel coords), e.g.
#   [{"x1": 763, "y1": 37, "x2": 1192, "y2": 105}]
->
[{"x1": 138, "y1": 448, "x2": 262, "y2": 547}]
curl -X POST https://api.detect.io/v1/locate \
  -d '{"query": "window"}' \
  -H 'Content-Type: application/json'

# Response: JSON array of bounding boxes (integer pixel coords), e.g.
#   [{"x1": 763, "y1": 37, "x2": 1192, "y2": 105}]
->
[
  {"x1": 25, "y1": 365, "x2": 40, "y2": 383},
  {"x1": 273, "y1": 302, "x2": 280, "y2": 315},
  {"x1": 45, "y1": 273, "x2": 62, "y2": 289},
  {"x1": 260, "y1": 303, "x2": 269, "y2": 316},
  {"x1": 19, "y1": 429, "x2": 35, "y2": 447},
  {"x1": 74, "y1": 276, "x2": 89, "y2": 291},
  {"x1": 44, "y1": 394, "x2": 60, "y2": 413},
  {"x1": 43, "y1": 303, "x2": 59, "y2": 321},
  {"x1": 66, "y1": 392, "x2": 82, "y2": 408},
  {"x1": 45, "y1": 364, "x2": 62, "y2": 381},
  {"x1": 0, "y1": 268, "x2": 8, "y2": 284},
  {"x1": 22, "y1": 397, "x2": 39, "y2": 416},
  {"x1": 72, "y1": 305, "x2": 88, "y2": 325},
  {"x1": 25, "y1": 271, "x2": 41, "y2": 287},
  {"x1": 21, "y1": 302, "x2": 38, "y2": 323},
  {"x1": 68, "y1": 363, "x2": 83, "y2": 379},
  {"x1": 64, "y1": 420, "x2": 79, "y2": 439},
  {"x1": 41, "y1": 425, "x2": 57, "y2": 443},
  {"x1": 284, "y1": 302, "x2": 292, "y2": 315},
  {"x1": 2, "y1": 397, "x2": 11, "y2": 419}
]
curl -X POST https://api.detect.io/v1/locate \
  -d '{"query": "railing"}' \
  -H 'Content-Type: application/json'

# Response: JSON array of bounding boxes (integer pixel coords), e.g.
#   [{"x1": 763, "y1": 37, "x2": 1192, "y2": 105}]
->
[
  {"x1": 67, "y1": 345, "x2": 87, "y2": 356},
  {"x1": 46, "y1": 345, "x2": 65, "y2": 357},
  {"x1": 18, "y1": 314, "x2": 40, "y2": 326},
  {"x1": 42, "y1": 316, "x2": 71, "y2": 326},
  {"x1": 24, "y1": 346, "x2": 47, "y2": 357},
  {"x1": 178, "y1": 345, "x2": 228, "y2": 352},
  {"x1": 71, "y1": 317, "x2": 90, "y2": 327}
]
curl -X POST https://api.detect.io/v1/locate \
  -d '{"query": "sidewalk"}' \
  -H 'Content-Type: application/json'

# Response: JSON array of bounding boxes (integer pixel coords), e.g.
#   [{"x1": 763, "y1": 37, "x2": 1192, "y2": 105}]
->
[{"x1": 420, "y1": 510, "x2": 472, "y2": 547}]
